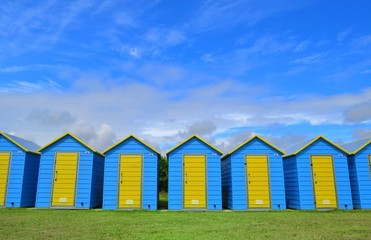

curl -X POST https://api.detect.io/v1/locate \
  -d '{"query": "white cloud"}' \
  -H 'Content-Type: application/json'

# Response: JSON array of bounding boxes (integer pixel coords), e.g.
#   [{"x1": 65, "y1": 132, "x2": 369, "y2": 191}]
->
[
  {"x1": 0, "y1": 80, "x2": 62, "y2": 93},
  {"x1": 291, "y1": 53, "x2": 324, "y2": 65},
  {"x1": 337, "y1": 28, "x2": 352, "y2": 42},
  {"x1": 1, "y1": 71, "x2": 371, "y2": 152},
  {"x1": 293, "y1": 40, "x2": 311, "y2": 52},
  {"x1": 353, "y1": 128, "x2": 371, "y2": 140},
  {"x1": 343, "y1": 101, "x2": 371, "y2": 123},
  {"x1": 201, "y1": 53, "x2": 215, "y2": 62},
  {"x1": 145, "y1": 28, "x2": 187, "y2": 46}
]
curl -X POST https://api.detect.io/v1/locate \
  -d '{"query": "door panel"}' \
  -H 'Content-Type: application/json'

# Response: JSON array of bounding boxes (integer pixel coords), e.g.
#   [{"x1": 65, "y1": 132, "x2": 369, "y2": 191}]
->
[
  {"x1": 246, "y1": 155, "x2": 270, "y2": 208},
  {"x1": 184, "y1": 155, "x2": 206, "y2": 208},
  {"x1": 0, "y1": 152, "x2": 11, "y2": 206},
  {"x1": 311, "y1": 155, "x2": 337, "y2": 208},
  {"x1": 119, "y1": 155, "x2": 142, "y2": 209},
  {"x1": 52, "y1": 153, "x2": 78, "y2": 207}
]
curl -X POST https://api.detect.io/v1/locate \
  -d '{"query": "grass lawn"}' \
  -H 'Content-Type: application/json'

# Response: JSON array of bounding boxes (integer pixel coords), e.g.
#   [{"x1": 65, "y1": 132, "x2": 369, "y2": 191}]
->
[
  {"x1": 1, "y1": 209, "x2": 371, "y2": 239},
  {"x1": 0, "y1": 194, "x2": 370, "y2": 239}
]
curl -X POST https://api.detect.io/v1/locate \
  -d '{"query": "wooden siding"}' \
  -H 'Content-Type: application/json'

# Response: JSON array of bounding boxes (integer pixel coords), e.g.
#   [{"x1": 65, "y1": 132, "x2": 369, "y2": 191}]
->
[
  {"x1": 0, "y1": 135, "x2": 40, "y2": 208},
  {"x1": 283, "y1": 156, "x2": 301, "y2": 209},
  {"x1": 221, "y1": 156, "x2": 232, "y2": 209},
  {"x1": 90, "y1": 153, "x2": 104, "y2": 208},
  {"x1": 20, "y1": 152, "x2": 40, "y2": 207},
  {"x1": 103, "y1": 137, "x2": 158, "y2": 210},
  {"x1": 36, "y1": 135, "x2": 103, "y2": 208},
  {"x1": 348, "y1": 145, "x2": 371, "y2": 209},
  {"x1": 284, "y1": 138, "x2": 353, "y2": 210},
  {"x1": 168, "y1": 137, "x2": 222, "y2": 210},
  {"x1": 223, "y1": 137, "x2": 286, "y2": 210}
]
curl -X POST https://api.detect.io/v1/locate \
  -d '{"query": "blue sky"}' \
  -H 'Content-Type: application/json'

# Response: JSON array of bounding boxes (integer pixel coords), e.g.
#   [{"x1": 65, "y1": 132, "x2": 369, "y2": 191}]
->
[{"x1": 1, "y1": 0, "x2": 371, "y2": 152}]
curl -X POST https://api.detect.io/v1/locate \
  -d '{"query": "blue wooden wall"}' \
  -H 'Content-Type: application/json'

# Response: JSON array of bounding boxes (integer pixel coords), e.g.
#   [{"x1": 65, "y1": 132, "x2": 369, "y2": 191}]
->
[
  {"x1": 168, "y1": 137, "x2": 222, "y2": 210},
  {"x1": 0, "y1": 135, "x2": 40, "y2": 207},
  {"x1": 221, "y1": 156, "x2": 232, "y2": 209},
  {"x1": 283, "y1": 138, "x2": 353, "y2": 210},
  {"x1": 348, "y1": 145, "x2": 371, "y2": 209},
  {"x1": 103, "y1": 136, "x2": 159, "y2": 210},
  {"x1": 221, "y1": 137, "x2": 286, "y2": 210},
  {"x1": 35, "y1": 135, "x2": 104, "y2": 208}
]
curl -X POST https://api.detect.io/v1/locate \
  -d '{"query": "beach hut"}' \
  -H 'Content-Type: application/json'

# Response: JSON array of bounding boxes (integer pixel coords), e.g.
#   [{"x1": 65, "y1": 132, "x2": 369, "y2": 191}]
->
[
  {"x1": 341, "y1": 137, "x2": 371, "y2": 209},
  {"x1": 221, "y1": 135, "x2": 286, "y2": 210},
  {"x1": 102, "y1": 135, "x2": 160, "y2": 210},
  {"x1": 0, "y1": 132, "x2": 40, "y2": 208},
  {"x1": 167, "y1": 134, "x2": 223, "y2": 210},
  {"x1": 35, "y1": 132, "x2": 104, "y2": 209},
  {"x1": 283, "y1": 136, "x2": 353, "y2": 210}
]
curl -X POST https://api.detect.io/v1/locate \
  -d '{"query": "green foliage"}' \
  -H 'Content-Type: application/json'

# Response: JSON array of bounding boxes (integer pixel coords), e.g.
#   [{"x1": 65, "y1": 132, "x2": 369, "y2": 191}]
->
[{"x1": 159, "y1": 155, "x2": 168, "y2": 192}]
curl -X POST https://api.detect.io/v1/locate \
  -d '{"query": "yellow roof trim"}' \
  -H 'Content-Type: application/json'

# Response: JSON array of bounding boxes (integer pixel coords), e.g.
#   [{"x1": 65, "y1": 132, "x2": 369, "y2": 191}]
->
[
  {"x1": 0, "y1": 132, "x2": 40, "y2": 155},
  {"x1": 343, "y1": 137, "x2": 371, "y2": 155},
  {"x1": 166, "y1": 134, "x2": 223, "y2": 155},
  {"x1": 102, "y1": 134, "x2": 161, "y2": 155},
  {"x1": 284, "y1": 135, "x2": 350, "y2": 157},
  {"x1": 38, "y1": 132, "x2": 104, "y2": 157},
  {"x1": 223, "y1": 135, "x2": 285, "y2": 159},
  {"x1": 353, "y1": 140, "x2": 371, "y2": 154}
]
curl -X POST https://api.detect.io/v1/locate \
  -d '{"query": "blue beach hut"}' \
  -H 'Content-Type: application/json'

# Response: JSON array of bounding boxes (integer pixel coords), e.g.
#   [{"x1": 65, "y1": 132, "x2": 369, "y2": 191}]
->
[
  {"x1": 221, "y1": 135, "x2": 286, "y2": 210},
  {"x1": 283, "y1": 136, "x2": 353, "y2": 210},
  {"x1": 167, "y1": 134, "x2": 223, "y2": 210},
  {"x1": 35, "y1": 132, "x2": 104, "y2": 209},
  {"x1": 102, "y1": 135, "x2": 160, "y2": 210},
  {"x1": 341, "y1": 137, "x2": 371, "y2": 209},
  {"x1": 0, "y1": 132, "x2": 40, "y2": 208}
]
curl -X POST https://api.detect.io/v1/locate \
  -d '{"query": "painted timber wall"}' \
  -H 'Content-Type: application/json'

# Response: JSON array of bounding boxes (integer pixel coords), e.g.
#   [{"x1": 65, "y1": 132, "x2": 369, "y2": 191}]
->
[
  {"x1": 0, "y1": 133, "x2": 40, "y2": 207},
  {"x1": 341, "y1": 138, "x2": 371, "y2": 209},
  {"x1": 103, "y1": 135, "x2": 159, "y2": 210},
  {"x1": 167, "y1": 135, "x2": 223, "y2": 210},
  {"x1": 35, "y1": 133, "x2": 104, "y2": 209},
  {"x1": 283, "y1": 137, "x2": 353, "y2": 210},
  {"x1": 221, "y1": 136, "x2": 286, "y2": 210}
]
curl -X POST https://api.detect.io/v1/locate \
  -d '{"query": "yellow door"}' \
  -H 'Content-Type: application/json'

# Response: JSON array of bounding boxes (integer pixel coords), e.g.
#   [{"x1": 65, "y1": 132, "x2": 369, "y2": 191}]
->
[
  {"x1": 0, "y1": 152, "x2": 11, "y2": 206},
  {"x1": 246, "y1": 155, "x2": 271, "y2": 208},
  {"x1": 52, "y1": 152, "x2": 78, "y2": 207},
  {"x1": 184, "y1": 155, "x2": 206, "y2": 208},
  {"x1": 119, "y1": 155, "x2": 142, "y2": 209},
  {"x1": 311, "y1": 155, "x2": 337, "y2": 208}
]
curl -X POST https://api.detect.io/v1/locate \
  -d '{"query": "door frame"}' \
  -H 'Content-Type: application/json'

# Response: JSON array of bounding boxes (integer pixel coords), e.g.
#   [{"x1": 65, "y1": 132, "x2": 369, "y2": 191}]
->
[
  {"x1": 182, "y1": 154, "x2": 208, "y2": 209},
  {"x1": 310, "y1": 154, "x2": 338, "y2": 209},
  {"x1": 245, "y1": 154, "x2": 271, "y2": 209},
  {"x1": 50, "y1": 152, "x2": 80, "y2": 208},
  {"x1": 0, "y1": 152, "x2": 11, "y2": 207},
  {"x1": 117, "y1": 154, "x2": 143, "y2": 209}
]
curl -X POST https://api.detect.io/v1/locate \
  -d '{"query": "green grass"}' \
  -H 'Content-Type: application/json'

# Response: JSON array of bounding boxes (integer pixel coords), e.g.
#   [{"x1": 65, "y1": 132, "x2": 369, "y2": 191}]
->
[{"x1": 1, "y1": 208, "x2": 370, "y2": 240}]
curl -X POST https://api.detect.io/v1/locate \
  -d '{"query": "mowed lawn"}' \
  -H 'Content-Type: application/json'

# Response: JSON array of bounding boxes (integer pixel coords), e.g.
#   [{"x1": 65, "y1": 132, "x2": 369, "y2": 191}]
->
[{"x1": 1, "y1": 208, "x2": 371, "y2": 240}]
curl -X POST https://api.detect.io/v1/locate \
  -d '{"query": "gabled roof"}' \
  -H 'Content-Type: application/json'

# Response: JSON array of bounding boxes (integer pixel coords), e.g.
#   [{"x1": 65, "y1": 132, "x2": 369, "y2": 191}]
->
[
  {"x1": 222, "y1": 135, "x2": 285, "y2": 159},
  {"x1": 103, "y1": 134, "x2": 161, "y2": 155},
  {"x1": 0, "y1": 132, "x2": 40, "y2": 154},
  {"x1": 284, "y1": 135, "x2": 350, "y2": 157},
  {"x1": 340, "y1": 137, "x2": 371, "y2": 155},
  {"x1": 38, "y1": 132, "x2": 104, "y2": 157},
  {"x1": 166, "y1": 134, "x2": 223, "y2": 155}
]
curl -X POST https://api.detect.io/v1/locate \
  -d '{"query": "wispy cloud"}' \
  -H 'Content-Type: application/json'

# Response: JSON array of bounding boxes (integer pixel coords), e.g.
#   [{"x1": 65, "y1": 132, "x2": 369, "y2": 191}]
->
[
  {"x1": 0, "y1": 64, "x2": 57, "y2": 73},
  {"x1": 188, "y1": 0, "x2": 315, "y2": 33},
  {"x1": 0, "y1": 80, "x2": 62, "y2": 93}
]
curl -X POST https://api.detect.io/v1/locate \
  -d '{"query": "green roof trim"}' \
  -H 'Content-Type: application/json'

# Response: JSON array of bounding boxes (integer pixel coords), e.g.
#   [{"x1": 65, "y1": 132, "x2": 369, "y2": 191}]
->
[
  {"x1": 38, "y1": 132, "x2": 104, "y2": 157},
  {"x1": 166, "y1": 134, "x2": 223, "y2": 155},
  {"x1": 103, "y1": 134, "x2": 161, "y2": 155}
]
